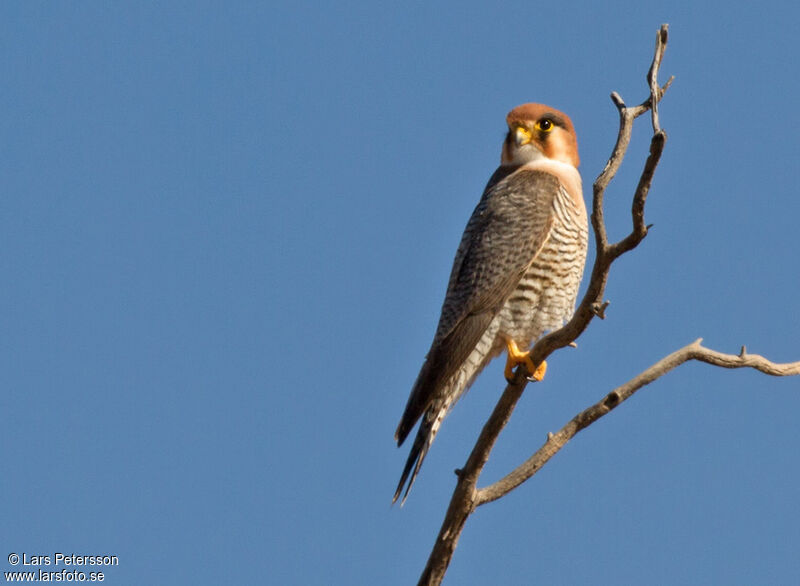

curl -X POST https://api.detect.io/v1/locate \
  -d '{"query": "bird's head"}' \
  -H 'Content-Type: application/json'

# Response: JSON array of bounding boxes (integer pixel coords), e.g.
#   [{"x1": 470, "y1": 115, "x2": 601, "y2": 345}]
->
[{"x1": 501, "y1": 103, "x2": 579, "y2": 168}]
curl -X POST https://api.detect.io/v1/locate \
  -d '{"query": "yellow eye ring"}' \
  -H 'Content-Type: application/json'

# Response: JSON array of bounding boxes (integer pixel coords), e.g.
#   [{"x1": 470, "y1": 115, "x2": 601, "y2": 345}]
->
[{"x1": 535, "y1": 119, "x2": 554, "y2": 132}]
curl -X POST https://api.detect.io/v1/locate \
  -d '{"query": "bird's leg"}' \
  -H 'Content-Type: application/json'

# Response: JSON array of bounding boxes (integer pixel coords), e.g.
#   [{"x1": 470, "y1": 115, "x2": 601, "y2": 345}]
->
[{"x1": 504, "y1": 339, "x2": 547, "y2": 382}]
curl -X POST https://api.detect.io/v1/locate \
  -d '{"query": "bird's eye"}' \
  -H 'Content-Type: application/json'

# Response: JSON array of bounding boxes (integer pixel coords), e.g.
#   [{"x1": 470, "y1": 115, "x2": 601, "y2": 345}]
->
[{"x1": 535, "y1": 119, "x2": 554, "y2": 133}]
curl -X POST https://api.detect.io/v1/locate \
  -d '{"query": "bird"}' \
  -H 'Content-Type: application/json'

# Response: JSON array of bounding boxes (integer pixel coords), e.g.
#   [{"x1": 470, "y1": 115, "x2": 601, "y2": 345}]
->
[{"x1": 393, "y1": 103, "x2": 588, "y2": 505}]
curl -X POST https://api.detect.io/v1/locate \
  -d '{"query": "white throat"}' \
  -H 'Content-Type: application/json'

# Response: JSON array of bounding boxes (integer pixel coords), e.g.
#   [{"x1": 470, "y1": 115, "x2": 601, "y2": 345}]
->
[{"x1": 504, "y1": 143, "x2": 547, "y2": 166}]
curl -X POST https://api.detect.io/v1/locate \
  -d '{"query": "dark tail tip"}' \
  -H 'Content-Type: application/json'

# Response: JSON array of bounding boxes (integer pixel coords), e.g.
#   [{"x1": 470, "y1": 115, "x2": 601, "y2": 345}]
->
[
  {"x1": 392, "y1": 417, "x2": 433, "y2": 506},
  {"x1": 394, "y1": 418, "x2": 413, "y2": 447}
]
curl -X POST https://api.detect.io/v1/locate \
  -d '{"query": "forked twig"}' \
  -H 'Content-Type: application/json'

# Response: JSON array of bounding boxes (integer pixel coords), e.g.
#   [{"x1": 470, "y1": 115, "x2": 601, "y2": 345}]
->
[{"x1": 476, "y1": 339, "x2": 800, "y2": 505}]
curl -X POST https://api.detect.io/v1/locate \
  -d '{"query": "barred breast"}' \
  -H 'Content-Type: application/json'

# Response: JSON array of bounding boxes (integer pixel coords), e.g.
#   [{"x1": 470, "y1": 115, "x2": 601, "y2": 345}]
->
[
  {"x1": 497, "y1": 184, "x2": 588, "y2": 346},
  {"x1": 430, "y1": 184, "x2": 586, "y2": 407}
]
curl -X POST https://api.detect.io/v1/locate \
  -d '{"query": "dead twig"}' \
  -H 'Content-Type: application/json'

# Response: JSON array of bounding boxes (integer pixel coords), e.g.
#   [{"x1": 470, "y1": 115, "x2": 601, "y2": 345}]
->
[{"x1": 476, "y1": 339, "x2": 800, "y2": 505}]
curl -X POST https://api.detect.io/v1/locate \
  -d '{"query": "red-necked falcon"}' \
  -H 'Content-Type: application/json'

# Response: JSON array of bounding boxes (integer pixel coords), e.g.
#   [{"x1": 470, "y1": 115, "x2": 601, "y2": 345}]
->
[{"x1": 394, "y1": 103, "x2": 588, "y2": 504}]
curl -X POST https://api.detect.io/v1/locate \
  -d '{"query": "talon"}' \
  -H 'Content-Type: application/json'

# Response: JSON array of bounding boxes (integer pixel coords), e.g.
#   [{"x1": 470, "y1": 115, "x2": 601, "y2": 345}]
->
[
  {"x1": 503, "y1": 339, "x2": 546, "y2": 382},
  {"x1": 529, "y1": 360, "x2": 547, "y2": 382}
]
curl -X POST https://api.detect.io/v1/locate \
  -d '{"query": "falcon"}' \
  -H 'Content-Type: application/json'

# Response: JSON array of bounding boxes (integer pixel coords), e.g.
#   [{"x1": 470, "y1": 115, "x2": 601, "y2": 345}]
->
[{"x1": 394, "y1": 103, "x2": 588, "y2": 504}]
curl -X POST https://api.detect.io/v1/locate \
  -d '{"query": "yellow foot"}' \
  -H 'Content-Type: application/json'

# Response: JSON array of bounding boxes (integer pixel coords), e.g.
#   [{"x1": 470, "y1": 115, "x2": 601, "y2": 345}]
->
[{"x1": 504, "y1": 339, "x2": 547, "y2": 382}]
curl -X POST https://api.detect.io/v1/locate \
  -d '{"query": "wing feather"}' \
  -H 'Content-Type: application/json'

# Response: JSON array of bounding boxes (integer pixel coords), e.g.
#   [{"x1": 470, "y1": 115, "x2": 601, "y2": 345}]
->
[{"x1": 395, "y1": 168, "x2": 561, "y2": 444}]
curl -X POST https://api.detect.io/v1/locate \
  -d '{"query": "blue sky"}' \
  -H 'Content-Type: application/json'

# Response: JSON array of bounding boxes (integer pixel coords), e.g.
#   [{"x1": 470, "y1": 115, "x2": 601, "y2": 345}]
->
[{"x1": 1, "y1": 2, "x2": 798, "y2": 585}]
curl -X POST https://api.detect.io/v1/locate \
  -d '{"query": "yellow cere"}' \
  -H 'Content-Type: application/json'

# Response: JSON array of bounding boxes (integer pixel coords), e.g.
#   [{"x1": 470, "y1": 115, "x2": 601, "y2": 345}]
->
[{"x1": 514, "y1": 126, "x2": 533, "y2": 145}]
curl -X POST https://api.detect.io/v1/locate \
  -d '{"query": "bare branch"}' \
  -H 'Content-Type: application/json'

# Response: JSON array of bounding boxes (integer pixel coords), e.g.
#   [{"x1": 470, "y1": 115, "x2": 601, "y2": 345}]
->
[
  {"x1": 691, "y1": 343, "x2": 800, "y2": 375},
  {"x1": 417, "y1": 369, "x2": 528, "y2": 584},
  {"x1": 607, "y1": 129, "x2": 666, "y2": 259},
  {"x1": 476, "y1": 340, "x2": 800, "y2": 505},
  {"x1": 648, "y1": 25, "x2": 669, "y2": 132},
  {"x1": 529, "y1": 23, "x2": 672, "y2": 381}
]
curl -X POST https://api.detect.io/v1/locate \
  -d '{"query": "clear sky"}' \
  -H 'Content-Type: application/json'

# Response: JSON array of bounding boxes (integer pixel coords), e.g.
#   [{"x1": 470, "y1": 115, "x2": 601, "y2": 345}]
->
[{"x1": 1, "y1": 2, "x2": 798, "y2": 585}]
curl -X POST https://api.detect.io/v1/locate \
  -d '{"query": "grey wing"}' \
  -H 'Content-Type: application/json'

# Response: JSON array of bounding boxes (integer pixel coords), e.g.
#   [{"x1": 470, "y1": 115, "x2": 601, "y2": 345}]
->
[{"x1": 395, "y1": 168, "x2": 560, "y2": 444}]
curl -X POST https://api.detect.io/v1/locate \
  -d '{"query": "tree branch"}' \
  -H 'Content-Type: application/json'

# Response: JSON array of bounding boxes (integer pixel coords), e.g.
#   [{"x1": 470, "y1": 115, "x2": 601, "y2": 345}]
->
[{"x1": 475, "y1": 339, "x2": 800, "y2": 505}]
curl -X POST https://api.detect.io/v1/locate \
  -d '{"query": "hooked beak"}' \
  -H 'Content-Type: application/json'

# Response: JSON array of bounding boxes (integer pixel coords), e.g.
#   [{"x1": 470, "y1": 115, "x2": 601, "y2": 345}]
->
[{"x1": 514, "y1": 126, "x2": 532, "y2": 146}]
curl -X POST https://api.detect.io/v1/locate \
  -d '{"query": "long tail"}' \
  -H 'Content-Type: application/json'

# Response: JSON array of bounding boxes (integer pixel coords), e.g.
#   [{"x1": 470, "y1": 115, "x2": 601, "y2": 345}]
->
[
  {"x1": 393, "y1": 321, "x2": 502, "y2": 504},
  {"x1": 392, "y1": 406, "x2": 444, "y2": 506}
]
